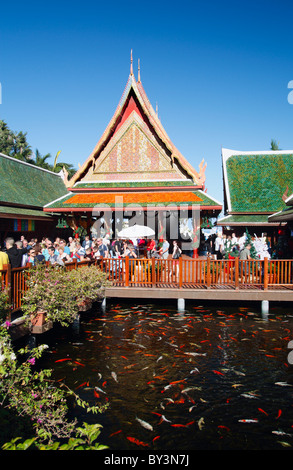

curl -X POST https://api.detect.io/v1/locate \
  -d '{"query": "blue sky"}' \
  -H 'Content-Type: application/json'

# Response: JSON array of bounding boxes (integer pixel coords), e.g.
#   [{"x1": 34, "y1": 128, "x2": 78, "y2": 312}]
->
[{"x1": 1, "y1": 0, "x2": 293, "y2": 204}]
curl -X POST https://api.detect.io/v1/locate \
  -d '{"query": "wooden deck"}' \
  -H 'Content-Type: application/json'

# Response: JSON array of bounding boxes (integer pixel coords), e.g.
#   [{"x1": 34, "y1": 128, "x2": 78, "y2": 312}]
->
[{"x1": 1, "y1": 255, "x2": 293, "y2": 328}]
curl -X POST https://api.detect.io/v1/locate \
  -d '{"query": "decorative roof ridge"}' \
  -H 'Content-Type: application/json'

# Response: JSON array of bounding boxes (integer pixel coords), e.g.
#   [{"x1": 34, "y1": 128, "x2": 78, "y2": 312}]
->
[
  {"x1": 66, "y1": 73, "x2": 137, "y2": 188},
  {"x1": 285, "y1": 193, "x2": 293, "y2": 205},
  {"x1": 197, "y1": 188, "x2": 222, "y2": 206},
  {"x1": 68, "y1": 60, "x2": 207, "y2": 187},
  {"x1": 222, "y1": 147, "x2": 293, "y2": 164},
  {"x1": 136, "y1": 80, "x2": 206, "y2": 185},
  {"x1": 0, "y1": 152, "x2": 64, "y2": 178},
  {"x1": 43, "y1": 191, "x2": 73, "y2": 208},
  {"x1": 73, "y1": 179, "x2": 195, "y2": 186}
]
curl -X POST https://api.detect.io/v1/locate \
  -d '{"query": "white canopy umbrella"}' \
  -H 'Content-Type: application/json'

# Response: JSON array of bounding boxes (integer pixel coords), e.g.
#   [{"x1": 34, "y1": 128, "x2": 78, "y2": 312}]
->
[{"x1": 117, "y1": 224, "x2": 155, "y2": 239}]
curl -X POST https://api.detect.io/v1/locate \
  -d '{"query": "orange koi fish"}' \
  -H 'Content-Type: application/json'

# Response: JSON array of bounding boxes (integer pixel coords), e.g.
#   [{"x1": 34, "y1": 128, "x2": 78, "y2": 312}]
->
[
  {"x1": 213, "y1": 370, "x2": 224, "y2": 376},
  {"x1": 276, "y1": 409, "x2": 282, "y2": 419},
  {"x1": 55, "y1": 358, "x2": 72, "y2": 363},
  {"x1": 126, "y1": 437, "x2": 150, "y2": 447},
  {"x1": 75, "y1": 381, "x2": 89, "y2": 390},
  {"x1": 218, "y1": 425, "x2": 230, "y2": 431},
  {"x1": 109, "y1": 430, "x2": 122, "y2": 437},
  {"x1": 258, "y1": 408, "x2": 269, "y2": 416}
]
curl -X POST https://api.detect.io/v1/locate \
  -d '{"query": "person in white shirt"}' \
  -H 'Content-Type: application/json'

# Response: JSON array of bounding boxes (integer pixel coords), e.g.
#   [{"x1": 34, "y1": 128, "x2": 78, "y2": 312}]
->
[
  {"x1": 161, "y1": 239, "x2": 170, "y2": 259},
  {"x1": 215, "y1": 233, "x2": 224, "y2": 259},
  {"x1": 238, "y1": 233, "x2": 247, "y2": 251},
  {"x1": 231, "y1": 233, "x2": 238, "y2": 246}
]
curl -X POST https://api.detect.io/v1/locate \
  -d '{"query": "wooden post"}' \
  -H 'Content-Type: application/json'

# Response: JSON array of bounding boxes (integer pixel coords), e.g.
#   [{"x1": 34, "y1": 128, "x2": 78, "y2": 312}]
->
[
  {"x1": 5, "y1": 264, "x2": 12, "y2": 322},
  {"x1": 179, "y1": 257, "x2": 183, "y2": 288},
  {"x1": 235, "y1": 257, "x2": 239, "y2": 290},
  {"x1": 207, "y1": 257, "x2": 211, "y2": 288},
  {"x1": 264, "y1": 257, "x2": 268, "y2": 290},
  {"x1": 152, "y1": 257, "x2": 156, "y2": 288},
  {"x1": 125, "y1": 256, "x2": 129, "y2": 287}
]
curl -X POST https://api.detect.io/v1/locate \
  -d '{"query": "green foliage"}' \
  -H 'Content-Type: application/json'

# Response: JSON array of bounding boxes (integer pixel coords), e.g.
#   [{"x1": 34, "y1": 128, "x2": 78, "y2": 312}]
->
[
  {"x1": 0, "y1": 287, "x2": 10, "y2": 323},
  {"x1": 0, "y1": 120, "x2": 76, "y2": 177},
  {"x1": 0, "y1": 325, "x2": 108, "y2": 446},
  {"x1": 0, "y1": 120, "x2": 33, "y2": 162},
  {"x1": 245, "y1": 228, "x2": 257, "y2": 259},
  {"x1": 67, "y1": 264, "x2": 110, "y2": 304},
  {"x1": 2, "y1": 423, "x2": 108, "y2": 450},
  {"x1": 22, "y1": 264, "x2": 109, "y2": 326},
  {"x1": 270, "y1": 139, "x2": 280, "y2": 150},
  {"x1": 22, "y1": 264, "x2": 80, "y2": 327}
]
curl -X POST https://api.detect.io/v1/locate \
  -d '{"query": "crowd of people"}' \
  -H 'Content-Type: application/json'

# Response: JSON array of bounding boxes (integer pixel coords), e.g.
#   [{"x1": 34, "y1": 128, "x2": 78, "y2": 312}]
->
[
  {"x1": 203, "y1": 231, "x2": 271, "y2": 260},
  {"x1": 0, "y1": 234, "x2": 183, "y2": 270}
]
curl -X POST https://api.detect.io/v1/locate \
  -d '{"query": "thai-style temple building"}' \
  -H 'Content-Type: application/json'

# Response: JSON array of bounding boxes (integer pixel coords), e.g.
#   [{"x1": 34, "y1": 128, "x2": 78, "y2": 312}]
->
[
  {"x1": 44, "y1": 54, "x2": 222, "y2": 255},
  {"x1": 217, "y1": 148, "x2": 293, "y2": 244}
]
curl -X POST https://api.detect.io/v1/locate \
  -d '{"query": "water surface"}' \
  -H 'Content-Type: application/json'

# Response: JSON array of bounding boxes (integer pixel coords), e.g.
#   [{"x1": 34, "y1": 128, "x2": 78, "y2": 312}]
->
[{"x1": 40, "y1": 300, "x2": 293, "y2": 450}]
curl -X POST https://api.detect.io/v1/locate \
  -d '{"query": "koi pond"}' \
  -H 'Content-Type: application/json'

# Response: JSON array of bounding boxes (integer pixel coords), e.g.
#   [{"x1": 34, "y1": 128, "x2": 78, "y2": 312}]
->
[{"x1": 38, "y1": 299, "x2": 293, "y2": 451}]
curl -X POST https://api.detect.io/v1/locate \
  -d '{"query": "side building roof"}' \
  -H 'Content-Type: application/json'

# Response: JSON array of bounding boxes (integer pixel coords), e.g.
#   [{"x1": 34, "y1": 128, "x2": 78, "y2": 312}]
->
[
  {"x1": 218, "y1": 148, "x2": 293, "y2": 227},
  {"x1": 0, "y1": 153, "x2": 67, "y2": 220}
]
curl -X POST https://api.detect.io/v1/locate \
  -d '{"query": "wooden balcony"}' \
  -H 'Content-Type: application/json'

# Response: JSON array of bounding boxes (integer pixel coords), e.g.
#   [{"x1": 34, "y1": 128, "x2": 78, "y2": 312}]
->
[{"x1": 1, "y1": 256, "x2": 293, "y2": 325}]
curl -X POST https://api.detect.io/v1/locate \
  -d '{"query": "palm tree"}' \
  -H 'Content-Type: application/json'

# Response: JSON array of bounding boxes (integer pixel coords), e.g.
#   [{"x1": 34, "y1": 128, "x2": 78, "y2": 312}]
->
[
  {"x1": 270, "y1": 139, "x2": 280, "y2": 150},
  {"x1": 53, "y1": 162, "x2": 76, "y2": 179},
  {"x1": 52, "y1": 150, "x2": 76, "y2": 178},
  {"x1": 34, "y1": 149, "x2": 53, "y2": 170},
  {"x1": 12, "y1": 131, "x2": 33, "y2": 163}
]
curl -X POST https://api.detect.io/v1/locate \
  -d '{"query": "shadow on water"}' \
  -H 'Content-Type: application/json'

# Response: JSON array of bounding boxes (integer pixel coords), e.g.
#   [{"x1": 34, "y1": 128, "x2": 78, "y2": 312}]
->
[{"x1": 38, "y1": 299, "x2": 293, "y2": 450}]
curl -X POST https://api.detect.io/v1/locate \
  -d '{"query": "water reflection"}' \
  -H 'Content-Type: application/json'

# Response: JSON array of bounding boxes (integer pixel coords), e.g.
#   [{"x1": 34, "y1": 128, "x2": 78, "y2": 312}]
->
[{"x1": 40, "y1": 301, "x2": 293, "y2": 450}]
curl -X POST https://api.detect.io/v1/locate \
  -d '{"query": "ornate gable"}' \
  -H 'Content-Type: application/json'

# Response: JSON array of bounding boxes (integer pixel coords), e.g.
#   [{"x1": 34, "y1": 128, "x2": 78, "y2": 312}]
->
[
  {"x1": 84, "y1": 110, "x2": 185, "y2": 182},
  {"x1": 68, "y1": 62, "x2": 206, "y2": 188}
]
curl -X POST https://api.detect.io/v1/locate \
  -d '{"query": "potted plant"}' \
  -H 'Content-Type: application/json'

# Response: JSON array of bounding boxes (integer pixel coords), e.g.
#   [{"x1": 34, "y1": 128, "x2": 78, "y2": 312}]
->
[
  {"x1": 67, "y1": 265, "x2": 109, "y2": 311},
  {"x1": 22, "y1": 264, "x2": 80, "y2": 328}
]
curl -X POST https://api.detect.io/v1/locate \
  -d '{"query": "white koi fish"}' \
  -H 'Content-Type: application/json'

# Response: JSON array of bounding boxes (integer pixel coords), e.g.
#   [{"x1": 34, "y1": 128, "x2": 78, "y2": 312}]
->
[
  {"x1": 95, "y1": 386, "x2": 106, "y2": 395},
  {"x1": 111, "y1": 371, "x2": 118, "y2": 382},
  {"x1": 135, "y1": 417, "x2": 153, "y2": 432},
  {"x1": 238, "y1": 419, "x2": 259, "y2": 423}
]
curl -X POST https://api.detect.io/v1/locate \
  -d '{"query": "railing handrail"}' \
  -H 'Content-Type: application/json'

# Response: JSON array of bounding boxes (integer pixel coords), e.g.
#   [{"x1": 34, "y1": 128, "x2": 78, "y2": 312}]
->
[{"x1": 1, "y1": 257, "x2": 293, "y2": 321}]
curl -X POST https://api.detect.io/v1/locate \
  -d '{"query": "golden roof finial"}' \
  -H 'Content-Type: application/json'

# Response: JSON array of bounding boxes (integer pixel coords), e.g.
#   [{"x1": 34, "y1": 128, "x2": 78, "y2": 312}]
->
[
  {"x1": 130, "y1": 49, "x2": 133, "y2": 75},
  {"x1": 138, "y1": 58, "x2": 141, "y2": 82}
]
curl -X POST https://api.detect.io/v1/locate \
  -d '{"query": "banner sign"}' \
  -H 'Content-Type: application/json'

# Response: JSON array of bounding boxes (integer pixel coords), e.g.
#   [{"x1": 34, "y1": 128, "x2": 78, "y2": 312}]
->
[{"x1": 13, "y1": 219, "x2": 35, "y2": 232}]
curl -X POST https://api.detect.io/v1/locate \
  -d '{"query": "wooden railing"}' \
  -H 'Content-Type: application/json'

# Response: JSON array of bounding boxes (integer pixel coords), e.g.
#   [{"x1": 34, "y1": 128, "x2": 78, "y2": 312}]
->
[
  {"x1": 1, "y1": 257, "x2": 293, "y2": 321},
  {"x1": 101, "y1": 257, "x2": 293, "y2": 290}
]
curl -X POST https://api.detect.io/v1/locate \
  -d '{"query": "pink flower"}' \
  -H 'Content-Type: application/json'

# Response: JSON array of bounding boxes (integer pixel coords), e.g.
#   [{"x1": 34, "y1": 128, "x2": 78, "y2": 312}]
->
[{"x1": 27, "y1": 357, "x2": 35, "y2": 365}]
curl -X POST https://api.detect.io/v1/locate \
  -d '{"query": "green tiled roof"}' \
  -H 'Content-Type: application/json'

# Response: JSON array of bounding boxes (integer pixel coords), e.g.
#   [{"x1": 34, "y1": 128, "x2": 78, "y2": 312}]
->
[
  {"x1": 0, "y1": 205, "x2": 53, "y2": 218},
  {"x1": 0, "y1": 153, "x2": 67, "y2": 208},
  {"x1": 217, "y1": 214, "x2": 271, "y2": 225},
  {"x1": 225, "y1": 153, "x2": 293, "y2": 213}
]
